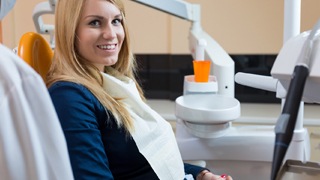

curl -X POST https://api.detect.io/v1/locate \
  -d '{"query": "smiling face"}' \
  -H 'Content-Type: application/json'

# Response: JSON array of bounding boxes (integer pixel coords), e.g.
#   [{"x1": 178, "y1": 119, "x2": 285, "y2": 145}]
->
[{"x1": 76, "y1": 0, "x2": 125, "y2": 71}]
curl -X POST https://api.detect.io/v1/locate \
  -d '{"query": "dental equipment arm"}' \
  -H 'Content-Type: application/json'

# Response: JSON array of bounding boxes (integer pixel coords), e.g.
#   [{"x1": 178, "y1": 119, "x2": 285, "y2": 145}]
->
[
  {"x1": 132, "y1": 0, "x2": 199, "y2": 21},
  {"x1": 132, "y1": 0, "x2": 235, "y2": 97},
  {"x1": 270, "y1": 18, "x2": 320, "y2": 180},
  {"x1": 32, "y1": 0, "x2": 55, "y2": 46},
  {"x1": 39, "y1": 0, "x2": 199, "y2": 33},
  {"x1": 235, "y1": 73, "x2": 279, "y2": 93}
]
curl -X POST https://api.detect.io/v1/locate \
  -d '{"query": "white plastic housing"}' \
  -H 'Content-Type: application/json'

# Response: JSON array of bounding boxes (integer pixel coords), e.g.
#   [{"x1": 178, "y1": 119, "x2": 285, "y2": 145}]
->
[
  {"x1": 183, "y1": 75, "x2": 218, "y2": 95},
  {"x1": 189, "y1": 30, "x2": 235, "y2": 97},
  {"x1": 175, "y1": 94, "x2": 240, "y2": 124},
  {"x1": 271, "y1": 30, "x2": 320, "y2": 103},
  {"x1": 175, "y1": 121, "x2": 310, "y2": 180}
]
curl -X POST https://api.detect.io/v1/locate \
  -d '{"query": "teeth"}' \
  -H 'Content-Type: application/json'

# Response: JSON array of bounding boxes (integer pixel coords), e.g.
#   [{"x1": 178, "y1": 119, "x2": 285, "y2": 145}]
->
[{"x1": 98, "y1": 44, "x2": 116, "y2": 50}]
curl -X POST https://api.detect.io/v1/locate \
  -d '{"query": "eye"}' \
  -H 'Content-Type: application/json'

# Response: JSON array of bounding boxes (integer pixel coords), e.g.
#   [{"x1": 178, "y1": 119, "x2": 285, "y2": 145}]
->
[
  {"x1": 112, "y1": 18, "x2": 122, "y2": 26},
  {"x1": 89, "y1": 20, "x2": 101, "y2": 27}
]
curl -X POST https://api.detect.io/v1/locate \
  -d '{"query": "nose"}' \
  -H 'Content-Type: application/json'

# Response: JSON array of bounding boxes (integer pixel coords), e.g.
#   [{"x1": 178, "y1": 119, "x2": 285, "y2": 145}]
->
[{"x1": 102, "y1": 24, "x2": 116, "y2": 40}]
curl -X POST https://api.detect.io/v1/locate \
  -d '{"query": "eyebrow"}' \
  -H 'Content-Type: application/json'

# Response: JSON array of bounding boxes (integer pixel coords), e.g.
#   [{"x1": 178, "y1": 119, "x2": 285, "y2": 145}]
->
[{"x1": 84, "y1": 14, "x2": 123, "y2": 20}]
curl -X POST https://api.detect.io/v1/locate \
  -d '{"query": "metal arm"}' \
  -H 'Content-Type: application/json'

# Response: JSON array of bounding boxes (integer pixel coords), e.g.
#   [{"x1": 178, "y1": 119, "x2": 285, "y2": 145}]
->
[{"x1": 131, "y1": 0, "x2": 200, "y2": 22}]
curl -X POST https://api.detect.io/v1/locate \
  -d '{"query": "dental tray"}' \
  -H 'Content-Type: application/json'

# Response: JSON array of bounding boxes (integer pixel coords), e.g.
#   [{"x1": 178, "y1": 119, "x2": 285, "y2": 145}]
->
[{"x1": 276, "y1": 160, "x2": 320, "y2": 180}]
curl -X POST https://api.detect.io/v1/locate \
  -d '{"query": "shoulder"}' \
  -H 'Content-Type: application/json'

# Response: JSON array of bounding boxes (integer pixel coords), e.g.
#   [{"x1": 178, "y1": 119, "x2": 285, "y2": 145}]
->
[
  {"x1": 49, "y1": 81, "x2": 89, "y2": 94},
  {"x1": 48, "y1": 81, "x2": 106, "y2": 109},
  {"x1": 48, "y1": 81, "x2": 101, "y2": 111},
  {"x1": 48, "y1": 81, "x2": 107, "y2": 127},
  {"x1": 49, "y1": 81, "x2": 95, "y2": 101}
]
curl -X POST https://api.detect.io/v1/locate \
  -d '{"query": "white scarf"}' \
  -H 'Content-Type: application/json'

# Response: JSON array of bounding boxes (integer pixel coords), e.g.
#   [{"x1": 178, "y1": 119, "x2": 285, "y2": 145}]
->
[{"x1": 102, "y1": 72, "x2": 185, "y2": 180}]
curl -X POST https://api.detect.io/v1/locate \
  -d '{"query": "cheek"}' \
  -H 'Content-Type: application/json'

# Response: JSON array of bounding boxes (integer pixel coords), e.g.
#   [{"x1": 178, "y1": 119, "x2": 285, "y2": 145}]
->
[
  {"x1": 77, "y1": 27, "x2": 96, "y2": 42},
  {"x1": 74, "y1": 36, "x2": 84, "y2": 54},
  {"x1": 76, "y1": 31, "x2": 95, "y2": 52},
  {"x1": 118, "y1": 30, "x2": 125, "y2": 47},
  {"x1": 75, "y1": 36, "x2": 91, "y2": 59}
]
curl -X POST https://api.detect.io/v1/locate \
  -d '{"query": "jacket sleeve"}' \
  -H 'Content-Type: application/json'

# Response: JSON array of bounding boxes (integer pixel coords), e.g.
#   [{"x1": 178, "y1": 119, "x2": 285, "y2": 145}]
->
[
  {"x1": 184, "y1": 162, "x2": 210, "y2": 179},
  {"x1": 49, "y1": 83, "x2": 114, "y2": 180}
]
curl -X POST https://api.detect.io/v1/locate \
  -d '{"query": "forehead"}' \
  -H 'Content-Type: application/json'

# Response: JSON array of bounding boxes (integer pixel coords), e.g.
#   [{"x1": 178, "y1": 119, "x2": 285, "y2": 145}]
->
[{"x1": 82, "y1": 0, "x2": 120, "y2": 16}]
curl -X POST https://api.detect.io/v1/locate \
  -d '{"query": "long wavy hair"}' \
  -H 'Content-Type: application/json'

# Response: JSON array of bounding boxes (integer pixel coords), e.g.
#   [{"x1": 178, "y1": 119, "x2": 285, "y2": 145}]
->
[{"x1": 46, "y1": 0, "x2": 144, "y2": 133}]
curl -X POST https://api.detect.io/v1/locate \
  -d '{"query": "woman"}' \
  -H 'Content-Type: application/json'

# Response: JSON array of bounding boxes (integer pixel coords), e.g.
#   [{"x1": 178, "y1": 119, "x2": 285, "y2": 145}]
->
[{"x1": 47, "y1": 0, "x2": 232, "y2": 179}]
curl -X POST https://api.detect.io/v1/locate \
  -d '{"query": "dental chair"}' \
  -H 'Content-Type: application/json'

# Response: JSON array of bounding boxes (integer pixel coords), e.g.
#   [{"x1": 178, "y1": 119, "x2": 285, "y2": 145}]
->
[{"x1": 17, "y1": 32, "x2": 53, "y2": 81}]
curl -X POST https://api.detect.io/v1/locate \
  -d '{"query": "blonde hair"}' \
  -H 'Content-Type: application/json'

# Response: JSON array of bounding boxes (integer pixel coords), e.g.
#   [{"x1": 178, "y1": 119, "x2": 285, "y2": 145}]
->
[{"x1": 46, "y1": 0, "x2": 144, "y2": 133}]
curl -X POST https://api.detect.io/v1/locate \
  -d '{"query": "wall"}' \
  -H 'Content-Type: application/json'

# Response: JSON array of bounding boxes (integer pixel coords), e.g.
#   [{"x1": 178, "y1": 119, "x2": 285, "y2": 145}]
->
[
  {"x1": 125, "y1": 0, "x2": 320, "y2": 54},
  {"x1": 2, "y1": 0, "x2": 320, "y2": 54}
]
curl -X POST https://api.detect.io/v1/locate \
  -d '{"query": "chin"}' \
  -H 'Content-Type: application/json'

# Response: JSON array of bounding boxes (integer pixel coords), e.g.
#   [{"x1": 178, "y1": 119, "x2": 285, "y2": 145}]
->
[{"x1": 105, "y1": 60, "x2": 118, "y2": 66}]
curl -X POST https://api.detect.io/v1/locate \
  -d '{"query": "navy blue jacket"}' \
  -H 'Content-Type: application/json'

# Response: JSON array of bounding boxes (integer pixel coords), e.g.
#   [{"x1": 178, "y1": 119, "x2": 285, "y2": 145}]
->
[{"x1": 49, "y1": 81, "x2": 206, "y2": 180}]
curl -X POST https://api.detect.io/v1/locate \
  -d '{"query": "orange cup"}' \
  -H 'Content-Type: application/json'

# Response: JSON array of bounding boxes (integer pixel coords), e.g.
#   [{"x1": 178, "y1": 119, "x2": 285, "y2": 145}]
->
[{"x1": 193, "y1": 60, "x2": 211, "y2": 82}]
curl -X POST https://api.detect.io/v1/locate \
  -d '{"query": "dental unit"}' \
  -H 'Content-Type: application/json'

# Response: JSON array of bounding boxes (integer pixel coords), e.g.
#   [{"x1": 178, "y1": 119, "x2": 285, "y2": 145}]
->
[{"x1": 32, "y1": 0, "x2": 319, "y2": 179}]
